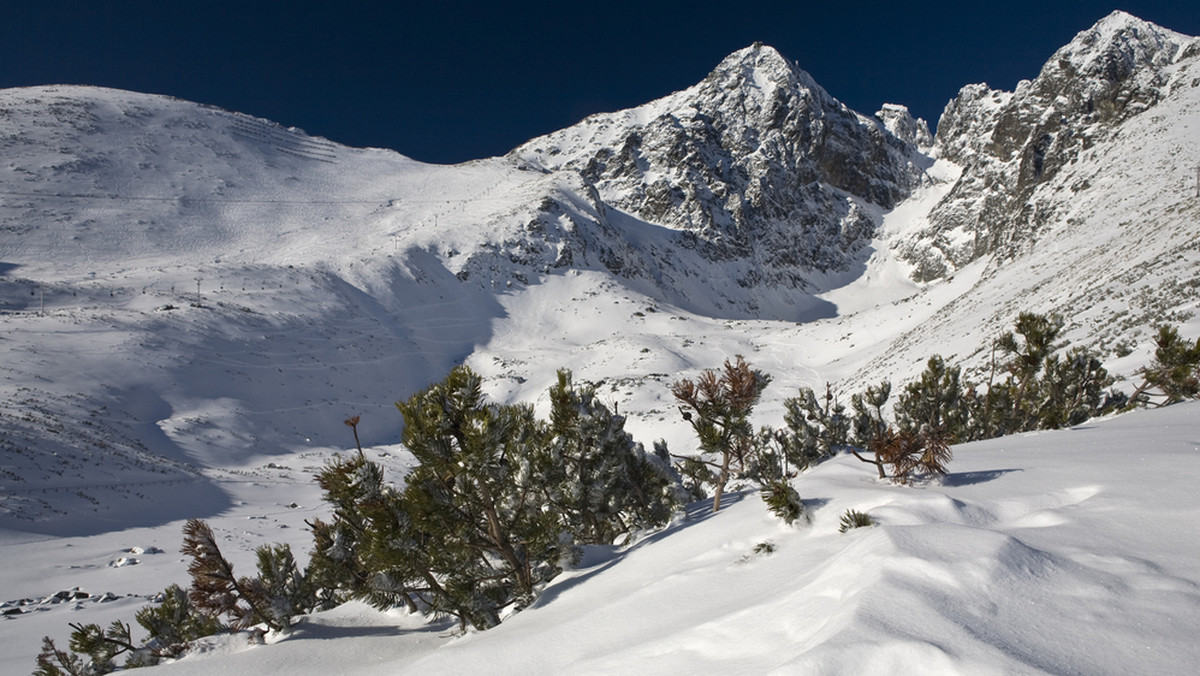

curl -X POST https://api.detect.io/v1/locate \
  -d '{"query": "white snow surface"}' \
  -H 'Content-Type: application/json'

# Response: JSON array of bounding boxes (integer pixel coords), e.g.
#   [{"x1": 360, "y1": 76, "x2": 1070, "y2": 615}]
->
[
  {"x1": 4, "y1": 404, "x2": 1199, "y2": 675},
  {"x1": 3, "y1": 14, "x2": 1200, "y2": 673}
]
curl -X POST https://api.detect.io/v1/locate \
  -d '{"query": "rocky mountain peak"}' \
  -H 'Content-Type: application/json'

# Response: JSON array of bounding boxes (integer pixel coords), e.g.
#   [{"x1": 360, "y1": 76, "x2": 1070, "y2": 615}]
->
[
  {"x1": 875, "y1": 103, "x2": 933, "y2": 151},
  {"x1": 509, "y1": 43, "x2": 928, "y2": 299},
  {"x1": 901, "y1": 13, "x2": 1199, "y2": 280},
  {"x1": 1030, "y1": 10, "x2": 1194, "y2": 123},
  {"x1": 702, "y1": 42, "x2": 823, "y2": 101},
  {"x1": 1060, "y1": 10, "x2": 1192, "y2": 67},
  {"x1": 935, "y1": 12, "x2": 1196, "y2": 167}
]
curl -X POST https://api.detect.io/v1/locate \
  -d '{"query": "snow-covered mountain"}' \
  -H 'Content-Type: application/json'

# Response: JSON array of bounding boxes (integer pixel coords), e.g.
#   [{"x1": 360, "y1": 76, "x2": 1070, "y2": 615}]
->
[
  {"x1": 0, "y1": 43, "x2": 934, "y2": 539},
  {"x1": 863, "y1": 10, "x2": 1200, "y2": 386},
  {"x1": 2, "y1": 10, "x2": 1200, "y2": 674},
  {"x1": 903, "y1": 10, "x2": 1200, "y2": 278},
  {"x1": 511, "y1": 44, "x2": 929, "y2": 297},
  {"x1": 0, "y1": 4, "x2": 1194, "y2": 534},
  {"x1": 1, "y1": 7, "x2": 1197, "y2": 531}
]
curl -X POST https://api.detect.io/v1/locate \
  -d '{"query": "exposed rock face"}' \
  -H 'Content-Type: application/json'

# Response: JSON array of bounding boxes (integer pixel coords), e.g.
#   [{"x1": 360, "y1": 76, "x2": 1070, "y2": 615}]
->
[
  {"x1": 510, "y1": 44, "x2": 928, "y2": 290},
  {"x1": 900, "y1": 11, "x2": 1200, "y2": 280},
  {"x1": 875, "y1": 103, "x2": 933, "y2": 151}
]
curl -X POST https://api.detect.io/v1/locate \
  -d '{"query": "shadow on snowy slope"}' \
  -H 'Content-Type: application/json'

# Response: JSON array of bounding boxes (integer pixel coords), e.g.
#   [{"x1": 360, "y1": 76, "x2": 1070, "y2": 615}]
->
[
  {"x1": 941, "y1": 469, "x2": 1024, "y2": 487},
  {"x1": 528, "y1": 491, "x2": 765, "y2": 611}
]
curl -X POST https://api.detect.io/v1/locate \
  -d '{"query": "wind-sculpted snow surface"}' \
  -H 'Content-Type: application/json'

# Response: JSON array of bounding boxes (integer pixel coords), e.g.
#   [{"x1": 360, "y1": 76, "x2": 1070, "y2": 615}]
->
[{"x1": 11, "y1": 402, "x2": 1191, "y2": 676}]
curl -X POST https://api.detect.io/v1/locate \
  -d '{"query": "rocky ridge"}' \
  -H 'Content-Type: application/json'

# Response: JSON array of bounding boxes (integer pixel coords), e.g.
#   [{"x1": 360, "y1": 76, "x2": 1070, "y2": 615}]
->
[
  {"x1": 900, "y1": 10, "x2": 1200, "y2": 279},
  {"x1": 509, "y1": 44, "x2": 931, "y2": 295}
]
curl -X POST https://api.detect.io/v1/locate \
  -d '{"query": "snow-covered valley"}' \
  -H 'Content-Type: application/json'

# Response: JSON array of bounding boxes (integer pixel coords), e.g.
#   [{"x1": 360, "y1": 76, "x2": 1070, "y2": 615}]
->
[{"x1": 3, "y1": 10, "x2": 1200, "y2": 675}]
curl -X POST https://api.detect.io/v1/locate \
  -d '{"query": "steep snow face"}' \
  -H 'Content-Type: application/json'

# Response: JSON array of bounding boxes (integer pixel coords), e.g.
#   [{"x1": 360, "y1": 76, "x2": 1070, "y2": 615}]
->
[
  {"x1": 511, "y1": 45, "x2": 930, "y2": 290},
  {"x1": 904, "y1": 11, "x2": 1200, "y2": 279}
]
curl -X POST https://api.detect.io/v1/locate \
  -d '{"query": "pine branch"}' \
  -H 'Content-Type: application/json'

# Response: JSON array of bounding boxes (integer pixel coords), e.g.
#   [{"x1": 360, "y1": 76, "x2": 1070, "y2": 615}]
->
[{"x1": 181, "y1": 519, "x2": 283, "y2": 631}]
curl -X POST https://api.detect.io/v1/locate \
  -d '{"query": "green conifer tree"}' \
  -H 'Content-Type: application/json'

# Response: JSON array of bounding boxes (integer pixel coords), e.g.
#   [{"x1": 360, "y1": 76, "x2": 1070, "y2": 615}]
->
[
  {"x1": 1130, "y1": 325, "x2": 1200, "y2": 406},
  {"x1": 34, "y1": 635, "x2": 86, "y2": 676},
  {"x1": 396, "y1": 365, "x2": 564, "y2": 624},
  {"x1": 1037, "y1": 347, "x2": 1123, "y2": 427},
  {"x1": 134, "y1": 584, "x2": 225, "y2": 660},
  {"x1": 894, "y1": 356, "x2": 967, "y2": 440},
  {"x1": 849, "y1": 381, "x2": 891, "y2": 449},
  {"x1": 997, "y1": 312, "x2": 1064, "y2": 428},
  {"x1": 546, "y1": 369, "x2": 678, "y2": 544},
  {"x1": 181, "y1": 519, "x2": 300, "y2": 633},
  {"x1": 781, "y1": 383, "x2": 849, "y2": 468},
  {"x1": 308, "y1": 452, "x2": 430, "y2": 614},
  {"x1": 672, "y1": 356, "x2": 771, "y2": 512},
  {"x1": 35, "y1": 621, "x2": 138, "y2": 675}
]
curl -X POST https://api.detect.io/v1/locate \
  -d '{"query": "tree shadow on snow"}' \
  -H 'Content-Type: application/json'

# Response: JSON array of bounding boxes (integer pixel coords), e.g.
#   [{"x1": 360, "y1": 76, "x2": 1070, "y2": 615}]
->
[
  {"x1": 530, "y1": 490, "x2": 754, "y2": 610},
  {"x1": 941, "y1": 469, "x2": 1023, "y2": 487},
  {"x1": 288, "y1": 613, "x2": 457, "y2": 642},
  {"x1": 802, "y1": 497, "x2": 831, "y2": 512}
]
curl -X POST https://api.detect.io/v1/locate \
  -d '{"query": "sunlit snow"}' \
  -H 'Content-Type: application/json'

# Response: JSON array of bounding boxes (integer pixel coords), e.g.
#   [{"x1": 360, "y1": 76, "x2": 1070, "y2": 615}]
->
[{"x1": 3, "y1": 12, "x2": 1200, "y2": 674}]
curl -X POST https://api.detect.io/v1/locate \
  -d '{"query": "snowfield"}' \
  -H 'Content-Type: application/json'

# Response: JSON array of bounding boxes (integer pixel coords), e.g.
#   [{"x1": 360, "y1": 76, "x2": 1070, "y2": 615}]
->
[{"x1": 5, "y1": 404, "x2": 1199, "y2": 675}]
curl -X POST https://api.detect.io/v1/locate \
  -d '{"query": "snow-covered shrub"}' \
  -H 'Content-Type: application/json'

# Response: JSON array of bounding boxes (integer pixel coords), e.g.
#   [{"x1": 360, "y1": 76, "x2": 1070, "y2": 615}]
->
[
  {"x1": 35, "y1": 635, "x2": 87, "y2": 676},
  {"x1": 309, "y1": 366, "x2": 684, "y2": 632},
  {"x1": 781, "y1": 383, "x2": 850, "y2": 468},
  {"x1": 35, "y1": 621, "x2": 137, "y2": 675},
  {"x1": 36, "y1": 573, "x2": 230, "y2": 673},
  {"x1": 894, "y1": 356, "x2": 968, "y2": 440},
  {"x1": 889, "y1": 314, "x2": 1126, "y2": 441},
  {"x1": 134, "y1": 584, "x2": 225, "y2": 659},
  {"x1": 998, "y1": 312, "x2": 1065, "y2": 423},
  {"x1": 310, "y1": 431, "x2": 500, "y2": 629},
  {"x1": 1129, "y1": 324, "x2": 1200, "y2": 406},
  {"x1": 244, "y1": 542, "x2": 315, "y2": 631},
  {"x1": 546, "y1": 369, "x2": 681, "y2": 543},
  {"x1": 396, "y1": 365, "x2": 566, "y2": 624},
  {"x1": 871, "y1": 427, "x2": 952, "y2": 484},
  {"x1": 838, "y1": 509, "x2": 876, "y2": 532},
  {"x1": 970, "y1": 312, "x2": 1120, "y2": 434},
  {"x1": 181, "y1": 519, "x2": 309, "y2": 633},
  {"x1": 760, "y1": 479, "x2": 806, "y2": 525},
  {"x1": 849, "y1": 381, "x2": 891, "y2": 451},
  {"x1": 1037, "y1": 347, "x2": 1125, "y2": 427}
]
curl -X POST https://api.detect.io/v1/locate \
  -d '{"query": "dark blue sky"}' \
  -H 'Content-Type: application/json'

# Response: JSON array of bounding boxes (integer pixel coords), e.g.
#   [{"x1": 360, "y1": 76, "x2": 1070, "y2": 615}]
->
[{"x1": 4, "y1": 1, "x2": 1196, "y2": 164}]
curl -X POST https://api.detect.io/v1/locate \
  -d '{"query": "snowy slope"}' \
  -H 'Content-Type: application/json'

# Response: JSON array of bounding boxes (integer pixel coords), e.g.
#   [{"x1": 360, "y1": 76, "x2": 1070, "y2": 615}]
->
[
  {"x1": 2, "y1": 11, "x2": 1200, "y2": 676},
  {"x1": 388, "y1": 403, "x2": 1200, "y2": 675},
  {"x1": 6, "y1": 404, "x2": 1198, "y2": 675},
  {"x1": 0, "y1": 85, "x2": 571, "y2": 533},
  {"x1": 873, "y1": 11, "x2": 1200, "y2": 386}
]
